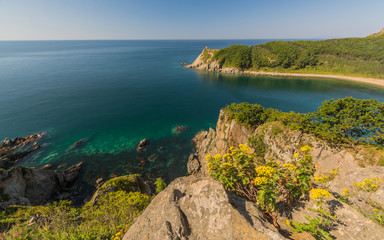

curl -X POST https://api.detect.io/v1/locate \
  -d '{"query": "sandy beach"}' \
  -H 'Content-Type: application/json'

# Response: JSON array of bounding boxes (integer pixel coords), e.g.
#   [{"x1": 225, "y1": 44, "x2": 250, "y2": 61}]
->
[{"x1": 239, "y1": 70, "x2": 384, "y2": 88}]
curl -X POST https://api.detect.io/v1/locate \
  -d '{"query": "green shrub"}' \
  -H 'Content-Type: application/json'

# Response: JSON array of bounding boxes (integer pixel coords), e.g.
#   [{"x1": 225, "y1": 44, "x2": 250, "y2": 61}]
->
[
  {"x1": 1, "y1": 191, "x2": 151, "y2": 240},
  {"x1": 225, "y1": 97, "x2": 384, "y2": 146},
  {"x1": 155, "y1": 178, "x2": 167, "y2": 193},
  {"x1": 248, "y1": 135, "x2": 267, "y2": 158}
]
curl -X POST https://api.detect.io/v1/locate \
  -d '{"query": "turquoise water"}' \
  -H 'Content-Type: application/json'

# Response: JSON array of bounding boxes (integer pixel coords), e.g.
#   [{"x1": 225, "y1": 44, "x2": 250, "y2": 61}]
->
[{"x1": 1, "y1": 40, "x2": 384, "y2": 189}]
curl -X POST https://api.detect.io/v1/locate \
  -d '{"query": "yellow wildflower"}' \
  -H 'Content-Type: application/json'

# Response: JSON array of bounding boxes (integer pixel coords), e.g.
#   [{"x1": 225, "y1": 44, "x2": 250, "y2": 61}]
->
[
  {"x1": 256, "y1": 166, "x2": 276, "y2": 177},
  {"x1": 310, "y1": 188, "x2": 331, "y2": 201},
  {"x1": 285, "y1": 219, "x2": 291, "y2": 226},
  {"x1": 214, "y1": 154, "x2": 222, "y2": 160},
  {"x1": 239, "y1": 144, "x2": 250, "y2": 152},
  {"x1": 300, "y1": 145, "x2": 312, "y2": 153},
  {"x1": 283, "y1": 163, "x2": 296, "y2": 171},
  {"x1": 223, "y1": 162, "x2": 232, "y2": 167},
  {"x1": 254, "y1": 177, "x2": 268, "y2": 186},
  {"x1": 293, "y1": 153, "x2": 300, "y2": 158},
  {"x1": 205, "y1": 154, "x2": 211, "y2": 160}
]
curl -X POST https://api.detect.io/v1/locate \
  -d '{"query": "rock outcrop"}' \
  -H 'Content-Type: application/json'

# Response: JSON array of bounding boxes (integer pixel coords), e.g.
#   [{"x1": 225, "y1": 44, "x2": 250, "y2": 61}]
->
[
  {"x1": 0, "y1": 133, "x2": 44, "y2": 169},
  {"x1": 0, "y1": 162, "x2": 83, "y2": 209},
  {"x1": 123, "y1": 108, "x2": 384, "y2": 239},
  {"x1": 90, "y1": 174, "x2": 151, "y2": 205},
  {"x1": 184, "y1": 109, "x2": 384, "y2": 239},
  {"x1": 123, "y1": 176, "x2": 286, "y2": 240}
]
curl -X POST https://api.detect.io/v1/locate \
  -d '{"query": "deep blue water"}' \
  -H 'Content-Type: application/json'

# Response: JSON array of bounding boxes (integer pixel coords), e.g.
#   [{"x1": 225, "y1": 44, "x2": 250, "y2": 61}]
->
[{"x1": 1, "y1": 40, "x2": 384, "y2": 189}]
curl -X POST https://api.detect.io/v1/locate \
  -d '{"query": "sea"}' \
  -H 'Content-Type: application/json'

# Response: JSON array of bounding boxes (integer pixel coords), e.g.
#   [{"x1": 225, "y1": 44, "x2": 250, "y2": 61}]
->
[{"x1": 1, "y1": 40, "x2": 384, "y2": 194}]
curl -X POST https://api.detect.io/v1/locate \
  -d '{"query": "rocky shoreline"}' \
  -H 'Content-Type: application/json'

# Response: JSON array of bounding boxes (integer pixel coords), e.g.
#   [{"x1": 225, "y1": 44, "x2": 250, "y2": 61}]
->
[
  {"x1": 2, "y1": 114, "x2": 384, "y2": 239},
  {"x1": 185, "y1": 48, "x2": 384, "y2": 88},
  {"x1": 0, "y1": 134, "x2": 84, "y2": 209}
]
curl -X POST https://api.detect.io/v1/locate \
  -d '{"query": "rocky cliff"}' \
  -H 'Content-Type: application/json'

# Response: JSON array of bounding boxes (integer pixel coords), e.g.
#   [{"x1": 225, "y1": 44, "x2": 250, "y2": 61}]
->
[{"x1": 124, "y1": 109, "x2": 384, "y2": 239}]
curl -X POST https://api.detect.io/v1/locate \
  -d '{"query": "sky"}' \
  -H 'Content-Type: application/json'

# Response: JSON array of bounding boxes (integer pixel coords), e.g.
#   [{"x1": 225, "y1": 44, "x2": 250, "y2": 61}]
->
[{"x1": 0, "y1": 0, "x2": 383, "y2": 40}]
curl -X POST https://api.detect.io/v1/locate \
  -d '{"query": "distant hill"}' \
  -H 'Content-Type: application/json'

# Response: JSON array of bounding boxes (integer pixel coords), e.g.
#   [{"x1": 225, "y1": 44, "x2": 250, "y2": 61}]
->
[{"x1": 188, "y1": 28, "x2": 384, "y2": 79}]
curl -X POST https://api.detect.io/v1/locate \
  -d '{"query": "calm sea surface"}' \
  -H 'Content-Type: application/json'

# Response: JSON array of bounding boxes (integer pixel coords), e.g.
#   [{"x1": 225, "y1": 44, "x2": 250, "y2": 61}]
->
[{"x1": 1, "y1": 40, "x2": 384, "y2": 190}]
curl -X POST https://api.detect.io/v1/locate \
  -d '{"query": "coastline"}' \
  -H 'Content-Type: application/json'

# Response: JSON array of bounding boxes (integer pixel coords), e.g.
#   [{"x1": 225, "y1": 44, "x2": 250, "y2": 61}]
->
[
  {"x1": 185, "y1": 47, "x2": 384, "y2": 88},
  {"x1": 233, "y1": 70, "x2": 384, "y2": 88},
  {"x1": 187, "y1": 65, "x2": 384, "y2": 88}
]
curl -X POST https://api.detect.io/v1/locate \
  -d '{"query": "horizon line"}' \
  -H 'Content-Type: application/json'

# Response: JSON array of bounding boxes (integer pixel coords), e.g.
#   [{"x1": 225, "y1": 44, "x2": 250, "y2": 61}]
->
[{"x1": 0, "y1": 36, "x2": 348, "y2": 42}]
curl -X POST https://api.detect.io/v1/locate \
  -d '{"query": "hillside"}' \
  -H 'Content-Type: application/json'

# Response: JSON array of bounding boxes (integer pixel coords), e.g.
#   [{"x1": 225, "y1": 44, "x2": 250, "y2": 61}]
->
[
  {"x1": 186, "y1": 28, "x2": 384, "y2": 80},
  {"x1": 124, "y1": 98, "x2": 384, "y2": 240}
]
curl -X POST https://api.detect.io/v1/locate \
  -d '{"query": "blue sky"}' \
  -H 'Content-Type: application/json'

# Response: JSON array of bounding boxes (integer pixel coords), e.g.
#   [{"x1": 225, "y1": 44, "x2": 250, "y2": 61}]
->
[{"x1": 0, "y1": 0, "x2": 383, "y2": 40}]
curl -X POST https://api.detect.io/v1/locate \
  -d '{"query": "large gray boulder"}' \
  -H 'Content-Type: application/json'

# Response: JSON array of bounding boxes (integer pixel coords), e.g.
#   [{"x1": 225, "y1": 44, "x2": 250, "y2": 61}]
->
[
  {"x1": 0, "y1": 162, "x2": 83, "y2": 208},
  {"x1": 123, "y1": 176, "x2": 286, "y2": 240}
]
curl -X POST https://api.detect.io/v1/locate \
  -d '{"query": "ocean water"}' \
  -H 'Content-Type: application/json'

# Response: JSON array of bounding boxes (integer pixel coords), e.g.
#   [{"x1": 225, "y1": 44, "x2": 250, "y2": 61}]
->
[{"x1": 1, "y1": 40, "x2": 384, "y2": 191}]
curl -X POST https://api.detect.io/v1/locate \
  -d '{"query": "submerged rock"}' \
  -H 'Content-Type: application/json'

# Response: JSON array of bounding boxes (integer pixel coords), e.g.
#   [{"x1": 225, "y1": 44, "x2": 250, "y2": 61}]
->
[
  {"x1": 172, "y1": 125, "x2": 187, "y2": 134},
  {"x1": 68, "y1": 138, "x2": 88, "y2": 151},
  {"x1": 148, "y1": 153, "x2": 159, "y2": 162}
]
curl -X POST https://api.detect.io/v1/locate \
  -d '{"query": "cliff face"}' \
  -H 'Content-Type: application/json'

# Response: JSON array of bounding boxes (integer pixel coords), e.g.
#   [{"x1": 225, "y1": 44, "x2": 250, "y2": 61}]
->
[
  {"x1": 124, "y1": 110, "x2": 384, "y2": 239},
  {"x1": 185, "y1": 48, "x2": 243, "y2": 75}
]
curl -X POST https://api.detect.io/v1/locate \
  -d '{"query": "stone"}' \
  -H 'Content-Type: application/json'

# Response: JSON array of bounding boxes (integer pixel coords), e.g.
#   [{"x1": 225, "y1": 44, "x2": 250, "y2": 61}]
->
[
  {"x1": 90, "y1": 174, "x2": 151, "y2": 205},
  {"x1": 56, "y1": 162, "x2": 83, "y2": 188},
  {"x1": 123, "y1": 176, "x2": 286, "y2": 240},
  {"x1": 187, "y1": 154, "x2": 200, "y2": 175},
  {"x1": 137, "y1": 138, "x2": 149, "y2": 151},
  {"x1": 0, "y1": 162, "x2": 83, "y2": 209},
  {"x1": 0, "y1": 133, "x2": 44, "y2": 169},
  {"x1": 0, "y1": 138, "x2": 13, "y2": 148}
]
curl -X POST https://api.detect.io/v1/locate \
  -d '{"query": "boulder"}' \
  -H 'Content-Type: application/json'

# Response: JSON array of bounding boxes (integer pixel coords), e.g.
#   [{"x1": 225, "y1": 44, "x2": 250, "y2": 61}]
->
[
  {"x1": 90, "y1": 174, "x2": 151, "y2": 205},
  {"x1": 137, "y1": 138, "x2": 149, "y2": 151},
  {"x1": 123, "y1": 176, "x2": 286, "y2": 240},
  {"x1": 187, "y1": 154, "x2": 200, "y2": 175},
  {"x1": 0, "y1": 162, "x2": 83, "y2": 209}
]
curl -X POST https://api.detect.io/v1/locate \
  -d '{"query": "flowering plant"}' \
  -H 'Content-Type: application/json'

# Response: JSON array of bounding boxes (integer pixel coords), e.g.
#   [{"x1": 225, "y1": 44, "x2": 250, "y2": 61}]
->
[{"x1": 207, "y1": 144, "x2": 315, "y2": 226}]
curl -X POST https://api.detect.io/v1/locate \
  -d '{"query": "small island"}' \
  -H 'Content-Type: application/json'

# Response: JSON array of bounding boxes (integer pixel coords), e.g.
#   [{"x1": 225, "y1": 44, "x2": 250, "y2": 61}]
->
[{"x1": 186, "y1": 28, "x2": 384, "y2": 87}]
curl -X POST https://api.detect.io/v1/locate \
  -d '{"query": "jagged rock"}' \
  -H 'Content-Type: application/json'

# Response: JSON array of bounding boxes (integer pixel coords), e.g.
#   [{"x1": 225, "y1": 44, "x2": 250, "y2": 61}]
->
[
  {"x1": 90, "y1": 174, "x2": 151, "y2": 205},
  {"x1": 277, "y1": 196, "x2": 384, "y2": 240},
  {"x1": 0, "y1": 138, "x2": 13, "y2": 148},
  {"x1": 0, "y1": 133, "x2": 44, "y2": 169},
  {"x1": 123, "y1": 176, "x2": 286, "y2": 240},
  {"x1": 137, "y1": 138, "x2": 149, "y2": 151},
  {"x1": 188, "y1": 108, "x2": 384, "y2": 238},
  {"x1": 56, "y1": 162, "x2": 83, "y2": 188},
  {"x1": 187, "y1": 154, "x2": 200, "y2": 175},
  {"x1": 0, "y1": 162, "x2": 82, "y2": 209}
]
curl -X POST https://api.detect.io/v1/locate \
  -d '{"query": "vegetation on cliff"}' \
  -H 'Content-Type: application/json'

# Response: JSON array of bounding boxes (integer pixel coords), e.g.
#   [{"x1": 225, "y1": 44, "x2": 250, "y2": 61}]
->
[
  {"x1": 225, "y1": 97, "x2": 384, "y2": 146},
  {"x1": 204, "y1": 29, "x2": 384, "y2": 78},
  {"x1": 0, "y1": 175, "x2": 153, "y2": 240}
]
